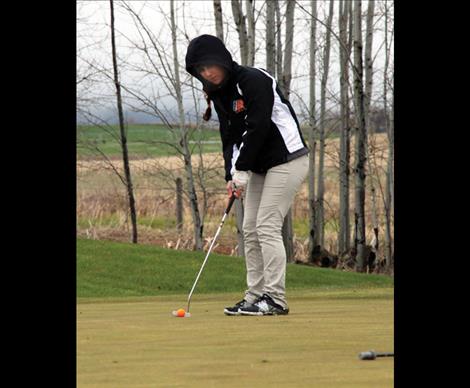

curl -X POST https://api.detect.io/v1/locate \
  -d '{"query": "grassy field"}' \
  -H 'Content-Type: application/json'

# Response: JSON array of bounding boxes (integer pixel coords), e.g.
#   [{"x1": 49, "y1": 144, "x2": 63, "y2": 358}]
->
[
  {"x1": 77, "y1": 239, "x2": 393, "y2": 387},
  {"x1": 76, "y1": 123, "x2": 332, "y2": 160},
  {"x1": 77, "y1": 239, "x2": 393, "y2": 298},
  {"x1": 77, "y1": 124, "x2": 223, "y2": 159},
  {"x1": 76, "y1": 131, "x2": 392, "y2": 259}
]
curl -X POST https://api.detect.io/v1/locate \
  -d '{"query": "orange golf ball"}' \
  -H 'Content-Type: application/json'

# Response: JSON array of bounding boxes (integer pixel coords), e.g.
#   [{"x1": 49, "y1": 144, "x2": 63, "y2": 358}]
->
[{"x1": 177, "y1": 308, "x2": 186, "y2": 317}]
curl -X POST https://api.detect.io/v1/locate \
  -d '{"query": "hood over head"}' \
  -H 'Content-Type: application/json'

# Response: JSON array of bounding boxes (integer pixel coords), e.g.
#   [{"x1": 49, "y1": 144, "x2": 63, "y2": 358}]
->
[{"x1": 185, "y1": 34, "x2": 234, "y2": 94}]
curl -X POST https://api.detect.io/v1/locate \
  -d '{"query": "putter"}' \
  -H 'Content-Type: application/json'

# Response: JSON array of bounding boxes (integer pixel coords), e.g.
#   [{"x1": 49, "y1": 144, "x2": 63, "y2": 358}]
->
[
  {"x1": 358, "y1": 350, "x2": 394, "y2": 360},
  {"x1": 186, "y1": 194, "x2": 237, "y2": 314}
]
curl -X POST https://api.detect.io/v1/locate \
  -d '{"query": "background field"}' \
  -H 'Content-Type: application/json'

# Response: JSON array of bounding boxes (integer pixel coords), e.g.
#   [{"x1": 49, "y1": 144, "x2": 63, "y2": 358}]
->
[
  {"x1": 77, "y1": 125, "x2": 391, "y2": 261},
  {"x1": 77, "y1": 239, "x2": 394, "y2": 387}
]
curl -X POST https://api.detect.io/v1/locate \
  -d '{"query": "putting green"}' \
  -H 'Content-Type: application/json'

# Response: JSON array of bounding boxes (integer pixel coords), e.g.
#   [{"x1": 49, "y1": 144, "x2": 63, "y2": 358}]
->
[{"x1": 77, "y1": 288, "x2": 393, "y2": 387}]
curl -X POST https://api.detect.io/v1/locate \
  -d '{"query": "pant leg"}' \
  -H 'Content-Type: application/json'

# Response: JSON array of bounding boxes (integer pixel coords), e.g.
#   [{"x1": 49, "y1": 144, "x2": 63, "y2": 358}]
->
[
  {"x1": 242, "y1": 171, "x2": 266, "y2": 304},
  {"x1": 256, "y1": 155, "x2": 309, "y2": 308}
]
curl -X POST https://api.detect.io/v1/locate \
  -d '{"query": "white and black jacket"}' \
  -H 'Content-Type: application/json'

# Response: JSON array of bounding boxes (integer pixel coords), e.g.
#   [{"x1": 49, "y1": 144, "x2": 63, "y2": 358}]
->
[{"x1": 186, "y1": 34, "x2": 309, "y2": 182}]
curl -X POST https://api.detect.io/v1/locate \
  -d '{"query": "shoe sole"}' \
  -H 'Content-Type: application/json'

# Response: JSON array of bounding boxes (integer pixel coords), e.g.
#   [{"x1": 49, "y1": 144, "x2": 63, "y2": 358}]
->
[
  {"x1": 239, "y1": 310, "x2": 289, "y2": 316},
  {"x1": 223, "y1": 309, "x2": 241, "y2": 316}
]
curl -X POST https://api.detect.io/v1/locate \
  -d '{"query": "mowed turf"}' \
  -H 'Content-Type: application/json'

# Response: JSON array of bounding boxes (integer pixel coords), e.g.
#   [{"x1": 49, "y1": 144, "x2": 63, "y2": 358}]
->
[
  {"x1": 77, "y1": 239, "x2": 394, "y2": 387},
  {"x1": 77, "y1": 239, "x2": 393, "y2": 298}
]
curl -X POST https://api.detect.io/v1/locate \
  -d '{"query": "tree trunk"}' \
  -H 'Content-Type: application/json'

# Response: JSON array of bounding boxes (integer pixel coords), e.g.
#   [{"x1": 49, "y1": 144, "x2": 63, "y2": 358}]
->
[
  {"x1": 274, "y1": 0, "x2": 283, "y2": 80},
  {"x1": 266, "y1": 0, "x2": 276, "y2": 74},
  {"x1": 213, "y1": 0, "x2": 224, "y2": 42},
  {"x1": 109, "y1": 0, "x2": 138, "y2": 244},
  {"x1": 364, "y1": 0, "x2": 375, "y2": 135},
  {"x1": 281, "y1": 0, "x2": 296, "y2": 262},
  {"x1": 308, "y1": 0, "x2": 318, "y2": 258},
  {"x1": 353, "y1": 0, "x2": 367, "y2": 272},
  {"x1": 383, "y1": 0, "x2": 393, "y2": 269},
  {"x1": 338, "y1": 0, "x2": 351, "y2": 255},
  {"x1": 246, "y1": 0, "x2": 255, "y2": 66},
  {"x1": 283, "y1": 212, "x2": 295, "y2": 263},
  {"x1": 316, "y1": 0, "x2": 334, "y2": 249},
  {"x1": 231, "y1": 0, "x2": 248, "y2": 65},
  {"x1": 281, "y1": 0, "x2": 295, "y2": 99},
  {"x1": 171, "y1": 0, "x2": 203, "y2": 250},
  {"x1": 364, "y1": 0, "x2": 378, "y2": 259}
]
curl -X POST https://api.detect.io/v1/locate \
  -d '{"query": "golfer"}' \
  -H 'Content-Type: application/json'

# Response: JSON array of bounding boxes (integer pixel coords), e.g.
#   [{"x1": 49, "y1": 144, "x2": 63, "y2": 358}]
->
[{"x1": 185, "y1": 35, "x2": 309, "y2": 316}]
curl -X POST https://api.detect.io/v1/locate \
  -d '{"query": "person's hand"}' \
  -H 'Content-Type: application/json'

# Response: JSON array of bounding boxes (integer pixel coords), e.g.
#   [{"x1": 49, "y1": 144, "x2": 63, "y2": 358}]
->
[
  {"x1": 227, "y1": 180, "x2": 243, "y2": 199},
  {"x1": 232, "y1": 170, "x2": 250, "y2": 189}
]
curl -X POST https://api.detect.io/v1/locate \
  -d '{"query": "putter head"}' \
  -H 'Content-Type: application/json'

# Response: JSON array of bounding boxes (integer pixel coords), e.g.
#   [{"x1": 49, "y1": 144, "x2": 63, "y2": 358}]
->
[
  {"x1": 171, "y1": 310, "x2": 191, "y2": 318},
  {"x1": 358, "y1": 350, "x2": 376, "y2": 360}
]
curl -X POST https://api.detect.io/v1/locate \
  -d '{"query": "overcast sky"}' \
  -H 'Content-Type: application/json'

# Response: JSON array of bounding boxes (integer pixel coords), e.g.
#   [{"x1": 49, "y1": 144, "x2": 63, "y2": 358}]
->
[{"x1": 77, "y1": 0, "x2": 394, "y2": 124}]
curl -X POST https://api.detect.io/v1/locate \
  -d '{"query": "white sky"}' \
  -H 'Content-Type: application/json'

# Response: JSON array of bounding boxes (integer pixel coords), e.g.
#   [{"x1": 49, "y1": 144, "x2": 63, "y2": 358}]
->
[{"x1": 77, "y1": 0, "x2": 394, "y2": 124}]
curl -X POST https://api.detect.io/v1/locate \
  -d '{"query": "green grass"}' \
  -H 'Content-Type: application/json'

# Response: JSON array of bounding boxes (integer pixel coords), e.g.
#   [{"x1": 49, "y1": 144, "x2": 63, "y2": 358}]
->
[
  {"x1": 77, "y1": 290, "x2": 393, "y2": 387},
  {"x1": 77, "y1": 124, "x2": 222, "y2": 159},
  {"x1": 77, "y1": 215, "x2": 177, "y2": 230},
  {"x1": 76, "y1": 124, "x2": 339, "y2": 159},
  {"x1": 77, "y1": 239, "x2": 393, "y2": 387},
  {"x1": 77, "y1": 239, "x2": 393, "y2": 299}
]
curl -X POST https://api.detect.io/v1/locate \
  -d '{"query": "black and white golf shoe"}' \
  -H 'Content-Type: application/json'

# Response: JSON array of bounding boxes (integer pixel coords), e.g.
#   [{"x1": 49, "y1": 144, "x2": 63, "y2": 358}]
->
[
  {"x1": 239, "y1": 293, "x2": 289, "y2": 316},
  {"x1": 223, "y1": 299, "x2": 253, "y2": 316}
]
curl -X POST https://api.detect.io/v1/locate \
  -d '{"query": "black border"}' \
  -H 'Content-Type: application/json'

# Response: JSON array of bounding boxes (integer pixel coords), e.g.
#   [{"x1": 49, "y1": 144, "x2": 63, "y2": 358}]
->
[{"x1": 8, "y1": 1, "x2": 77, "y2": 385}]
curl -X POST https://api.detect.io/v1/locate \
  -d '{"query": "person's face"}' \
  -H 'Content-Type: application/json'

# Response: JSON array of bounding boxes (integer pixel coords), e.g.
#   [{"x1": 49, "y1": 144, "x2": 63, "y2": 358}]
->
[{"x1": 197, "y1": 64, "x2": 226, "y2": 85}]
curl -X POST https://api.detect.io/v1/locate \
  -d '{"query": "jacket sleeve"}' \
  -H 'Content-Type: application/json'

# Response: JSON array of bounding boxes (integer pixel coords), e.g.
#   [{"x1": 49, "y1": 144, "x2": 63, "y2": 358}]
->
[
  {"x1": 213, "y1": 103, "x2": 235, "y2": 182},
  {"x1": 233, "y1": 70, "x2": 274, "y2": 172}
]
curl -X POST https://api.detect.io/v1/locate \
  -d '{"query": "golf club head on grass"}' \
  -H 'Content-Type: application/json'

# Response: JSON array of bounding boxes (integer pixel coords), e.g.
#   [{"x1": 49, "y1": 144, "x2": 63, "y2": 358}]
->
[
  {"x1": 358, "y1": 350, "x2": 394, "y2": 360},
  {"x1": 171, "y1": 309, "x2": 191, "y2": 318}
]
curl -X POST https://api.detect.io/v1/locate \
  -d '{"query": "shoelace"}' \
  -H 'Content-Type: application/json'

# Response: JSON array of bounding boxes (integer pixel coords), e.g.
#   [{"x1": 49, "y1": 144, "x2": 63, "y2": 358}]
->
[
  {"x1": 236, "y1": 300, "x2": 247, "y2": 308},
  {"x1": 254, "y1": 294, "x2": 273, "y2": 311}
]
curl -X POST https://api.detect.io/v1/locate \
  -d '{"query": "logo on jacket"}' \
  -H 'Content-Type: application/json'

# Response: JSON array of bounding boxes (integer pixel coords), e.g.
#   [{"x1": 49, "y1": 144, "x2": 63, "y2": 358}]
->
[{"x1": 233, "y1": 99, "x2": 246, "y2": 113}]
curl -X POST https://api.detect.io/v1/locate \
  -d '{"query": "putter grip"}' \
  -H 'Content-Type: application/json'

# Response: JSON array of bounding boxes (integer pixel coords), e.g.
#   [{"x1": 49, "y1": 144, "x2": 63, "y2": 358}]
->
[{"x1": 226, "y1": 194, "x2": 236, "y2": 214}]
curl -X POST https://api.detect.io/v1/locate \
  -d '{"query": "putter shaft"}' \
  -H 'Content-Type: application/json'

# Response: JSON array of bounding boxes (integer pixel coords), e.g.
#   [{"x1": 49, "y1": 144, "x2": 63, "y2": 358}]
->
[
  {"x1": 187, "y1": 195, "x2": 236, "y2": 312},
  {"x1": 359, "y1": 350, "x2": 394, "y2": 360}
]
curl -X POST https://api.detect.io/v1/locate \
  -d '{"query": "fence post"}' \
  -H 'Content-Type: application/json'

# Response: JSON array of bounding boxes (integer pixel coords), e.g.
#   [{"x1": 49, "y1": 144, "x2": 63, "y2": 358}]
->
[{"x1": 176, "y1": 177, "x2": 183, "y2": 233}]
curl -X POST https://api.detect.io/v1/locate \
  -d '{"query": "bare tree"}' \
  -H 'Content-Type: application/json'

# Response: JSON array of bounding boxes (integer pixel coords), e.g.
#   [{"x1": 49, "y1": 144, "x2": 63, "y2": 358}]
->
[
  {"x1": 364, "y1": 0, "x2": 379, "y2": 260},
  {"x1": 280, "y1": 0, "x2": 296, "y2": 262},
  {"x1": 231, "y1": 0, "x2": 249, "y2": 65},
  {"x1": 316, "y1": 0, "x2": 334, "y2": 249},
  {"x1": 352, "y1": 0, "x2": 367, "y2": 272},
  {"x1": 338, "y1": 0, "x2": 352, "y2": 255},
  {"x1": 170, "y1": 0, "x2": 204, "y2": 250},
  {"x1": 308, "y1": 0, "x2": 318, "y2": 259},
  {"x1": 116, "y1": 1, "x2": 205, "y2": 250},
  {"x1": 274, "y1": 0, "x2": 283, "y2": 80},
  {"x1": 246, "y1": 0, "x2": 255, "y2": 66},
  {"x1": 383, "y1": 0, "x2": 394, "y2": 269},
  {"x1": 281, "y1": 0, "x2": 295, "y2": 99},
  {"x1": 109, "y1": 0, "x2": 138, "y2": 243},
  {"x1": 266, "y1": 0, "x2": 276, "y2": 73},
  {"x1": 213, "y1": 0, "x2": 224, "y2": 42}
]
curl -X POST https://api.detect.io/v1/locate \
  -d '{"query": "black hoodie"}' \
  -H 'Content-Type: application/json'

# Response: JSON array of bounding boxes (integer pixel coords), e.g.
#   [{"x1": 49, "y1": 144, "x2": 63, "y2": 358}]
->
[{"x1": 186, "y1": 34, "x2": 309, "y2": 182}]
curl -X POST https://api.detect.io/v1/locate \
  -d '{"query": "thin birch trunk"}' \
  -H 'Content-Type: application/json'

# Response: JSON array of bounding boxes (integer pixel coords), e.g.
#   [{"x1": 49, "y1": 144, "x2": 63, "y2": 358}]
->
[
  {"x1": 308, "y1": 0, "x2": 318, "y2": 258},
  {"x1": 246, "y1": 0, "x2": 255, "y2": 66},
  {"x1": 364, "y1": 0, "x2": 378, "y2": 256},
  {"x1": 274, "y1": 0, "x2": 283, "y2": 80},
  {"x1": 383, "y1": 0, "x2": 393, "y2": 269},
  {"x1": 353, "y1": 0, "x2": 367, "y2": 272},
  {"x1": 231, "y1": 0, "x2": 248, "y2": 65},
  {"x1": 316, "y1": 0, "x2": 334, "y2": 249},
  {"x1": 281, "y1": 0, "x2": 295, "y2": 99},
  {"x1": 281, "y1": 0, "x2": 296, "y2": 261},
  {"x1": 171, "y1": 0, "x2": 203, "y2": 250},
  {"x1": 338, "y1": 0, "x2": 351, "y2": 255},
  {"x1": 266, "y1": 0, "x2": 276, "y2": 74},
  {"x1": 213, "y1": 0, "x2": 224, "y2": 42},
  {"x1": 109, "y1": 0, "x2": 138, "y2": 244}
]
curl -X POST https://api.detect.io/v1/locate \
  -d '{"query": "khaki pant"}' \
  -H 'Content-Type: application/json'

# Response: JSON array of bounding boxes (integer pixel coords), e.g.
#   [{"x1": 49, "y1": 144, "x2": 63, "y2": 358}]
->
[{"x1": 242, "y1": 154, "x2": 309, "y2": 308}]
